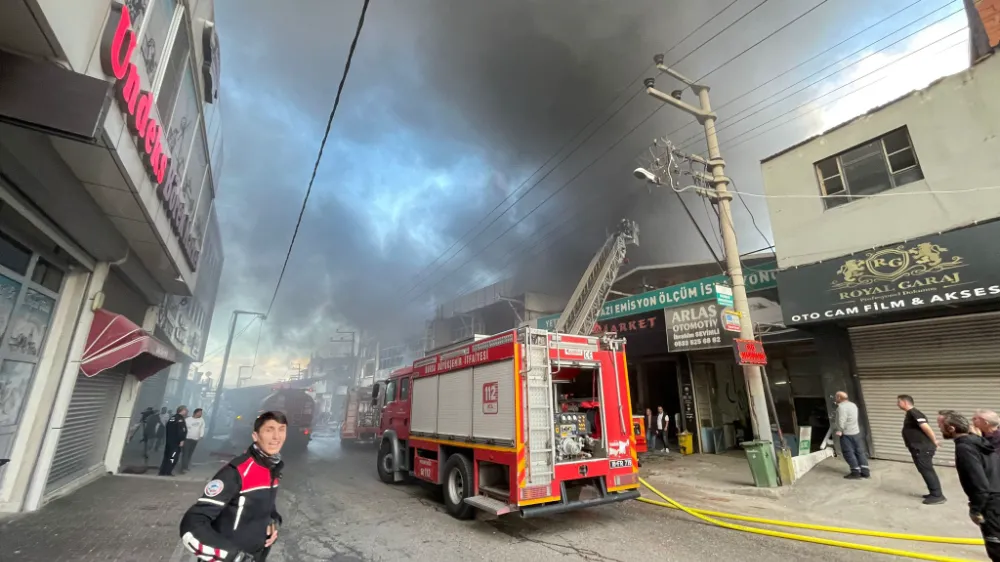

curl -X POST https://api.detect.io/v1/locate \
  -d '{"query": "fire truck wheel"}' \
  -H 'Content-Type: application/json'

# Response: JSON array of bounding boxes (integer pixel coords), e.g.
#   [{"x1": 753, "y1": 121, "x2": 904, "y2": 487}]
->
[
  {"x1": 377, "y1": 439, "x2": 397, "y2": 484},
  {"x1": 442, "y1": 454, "x2": 475, "y2": 520}
]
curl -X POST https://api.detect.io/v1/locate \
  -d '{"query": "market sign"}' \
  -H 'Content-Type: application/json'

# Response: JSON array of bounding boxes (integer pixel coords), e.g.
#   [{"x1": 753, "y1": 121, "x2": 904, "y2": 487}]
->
[
  {"x1": 777, "y1": 221, "x2": 1000, "y2": 326},
  {"x1": 594, "y1": 310, "x2": 667, "y2": 358},
  {"x1": 536, "y1": 263, "x2": 777, "y2": 329}
]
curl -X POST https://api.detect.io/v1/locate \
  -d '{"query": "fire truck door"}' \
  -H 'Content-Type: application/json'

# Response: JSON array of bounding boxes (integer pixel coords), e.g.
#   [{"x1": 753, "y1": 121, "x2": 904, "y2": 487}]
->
[{"x1": 382, "y1": 377, "x2": 411, "y2": 439}]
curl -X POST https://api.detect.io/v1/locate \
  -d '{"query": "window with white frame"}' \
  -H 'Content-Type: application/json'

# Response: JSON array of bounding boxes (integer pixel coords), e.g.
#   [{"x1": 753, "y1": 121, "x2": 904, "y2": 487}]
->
[
  {"x1": 815, "y1": 127, "x2": 923, "y2": 209},
  {"x1": 139, "y1": 0, "x2": 177, "y2": 86}
]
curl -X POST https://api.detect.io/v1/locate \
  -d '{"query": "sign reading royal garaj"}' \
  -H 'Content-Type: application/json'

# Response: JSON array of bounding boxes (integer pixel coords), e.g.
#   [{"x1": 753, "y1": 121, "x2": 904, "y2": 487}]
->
[
  {"x1": 778, "y1": 221, "x2": 1000, "y2": 325},
  {"x1": 536, "y1": 265, "x2": 777, "y2": 330}
]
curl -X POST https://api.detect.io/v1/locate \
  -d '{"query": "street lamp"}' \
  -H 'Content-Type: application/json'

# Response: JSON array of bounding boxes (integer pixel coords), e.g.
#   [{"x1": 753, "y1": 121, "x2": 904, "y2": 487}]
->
[
  {"x1": 206, "y1": 309, "x2": 266, "y2": 441},
  {"x1": 640, "y1": 56, "x2": 773, "y2": 443}
]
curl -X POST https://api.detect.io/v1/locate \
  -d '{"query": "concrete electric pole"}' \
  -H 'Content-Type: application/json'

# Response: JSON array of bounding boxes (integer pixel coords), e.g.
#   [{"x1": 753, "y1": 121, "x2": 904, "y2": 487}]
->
[
  {"x1": 640, "y1": 54, "x2": 773, "y2": 443},
  {"x1": 206, "y1": 309, "x2": 266, "y2": 441}
]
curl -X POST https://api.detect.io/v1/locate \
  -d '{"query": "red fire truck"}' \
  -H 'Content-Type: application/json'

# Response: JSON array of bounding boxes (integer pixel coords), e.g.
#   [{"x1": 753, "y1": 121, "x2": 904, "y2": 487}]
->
[
  {"x1": 374, "y1": 327, "x2": 640, "y2": 519},
  {"x1": 340, "y1": 383, "x2": 385, "y2": 446}
]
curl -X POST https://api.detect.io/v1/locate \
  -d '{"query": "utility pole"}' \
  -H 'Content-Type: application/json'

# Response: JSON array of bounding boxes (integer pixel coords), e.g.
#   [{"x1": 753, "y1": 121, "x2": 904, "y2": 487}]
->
[
  {"x1": 640, "y1": 54, "x2": 773, "y2": 443},
  {"x1": 206, "y1": 309, "x2": 266, "y2": 442}
]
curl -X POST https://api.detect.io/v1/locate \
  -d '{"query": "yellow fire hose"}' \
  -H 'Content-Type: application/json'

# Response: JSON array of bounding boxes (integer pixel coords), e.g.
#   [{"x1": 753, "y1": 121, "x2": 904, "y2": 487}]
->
[{"x1": 638, "y1": 477, "x2": 981, "y2": 562}]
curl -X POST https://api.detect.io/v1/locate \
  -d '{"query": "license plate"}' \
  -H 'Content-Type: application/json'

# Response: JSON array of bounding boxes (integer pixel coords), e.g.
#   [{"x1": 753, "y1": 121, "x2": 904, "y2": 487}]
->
[{"x1": 609, "y1": 459, "x2": 633, "y2": 469}]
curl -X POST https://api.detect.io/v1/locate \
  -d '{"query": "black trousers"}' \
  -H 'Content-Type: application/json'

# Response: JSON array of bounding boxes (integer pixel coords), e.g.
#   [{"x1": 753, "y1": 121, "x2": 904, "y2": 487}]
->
[
  {"x1": 181, "y1": 439, "x2": 198, "y2": 471},
  {"x1": 159, "y1": 443, "x2": 180, "y2": 475},
  {"x1": 910, "y1": 448, "x2": 942, "y2": 497},
  {"x1": 980, "y1": 500, "x2": 1000, "y2": 561},
  {"x1": 656, "y1": 429, "x2": 668, "y2": 450}
]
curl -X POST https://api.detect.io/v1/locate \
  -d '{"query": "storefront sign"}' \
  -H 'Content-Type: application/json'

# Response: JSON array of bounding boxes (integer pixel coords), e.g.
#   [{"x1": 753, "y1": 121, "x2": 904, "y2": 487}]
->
[
  {"x1": 537, "y1": 264, "x2": 778, "y2": 329},
  {"x1": 595, "y1": 310, "x2": 668, "y2": 358},
  {"x1": 202, "y1": 22, "x2": 221, "y2": 104},
  {"x1": 722, "y1": 309, "x2": 741, "y2": 332},
  {"x1": 101, "y1": 3, "x2": 199, "y2": 270},
  {"x1": 733, "y1": 339, "x2": 768, "y2": 366},
  {"x1": 778, "y1": 221, "x2": 1000, "y2": 325},
  {"x1": 100, "y1": 3, "x2": 170, "y2": 185},
  {"x1": 664, "y1": 302, "x2": 736, "y2": 352}
]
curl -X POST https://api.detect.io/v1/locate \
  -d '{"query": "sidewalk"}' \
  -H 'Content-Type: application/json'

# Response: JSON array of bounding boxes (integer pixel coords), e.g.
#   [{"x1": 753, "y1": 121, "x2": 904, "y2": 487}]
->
[
  {"x1": 640, "y1": 451, "x2": 987, "y2": 560},
  {"x1": 0, "y1": 461, "x2": 225, "y2": 562}
]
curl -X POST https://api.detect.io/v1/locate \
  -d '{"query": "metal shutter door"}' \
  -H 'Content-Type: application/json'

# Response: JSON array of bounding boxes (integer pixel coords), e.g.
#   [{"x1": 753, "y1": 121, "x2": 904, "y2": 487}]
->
[
  {"x1": 850, "y1": 312, "x2": 1000, "y2": 465},
  {"x1": 45, "y1": 372, "x2": 125, "y2": 494}
]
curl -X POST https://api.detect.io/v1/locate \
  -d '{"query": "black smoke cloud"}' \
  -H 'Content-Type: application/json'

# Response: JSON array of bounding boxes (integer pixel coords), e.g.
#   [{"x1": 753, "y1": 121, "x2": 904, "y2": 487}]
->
[{"x1": 208, "y1": 0, "x2": 841, "y2": 362}]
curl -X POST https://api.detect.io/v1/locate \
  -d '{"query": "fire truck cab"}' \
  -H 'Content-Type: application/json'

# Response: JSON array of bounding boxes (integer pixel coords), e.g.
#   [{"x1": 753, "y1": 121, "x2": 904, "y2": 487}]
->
[{"x1": 375, "y1": 327, "x2": 640, "y2": 520}]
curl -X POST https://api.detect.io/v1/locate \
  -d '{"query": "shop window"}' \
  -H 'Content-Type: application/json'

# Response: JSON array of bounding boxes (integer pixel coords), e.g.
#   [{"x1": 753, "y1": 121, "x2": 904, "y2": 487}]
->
[
  {"x1": 163, "y1": 60, "x2": 199, "y2": 162},
  {"x1": 30, "y1": 258, "x2": 63, "y2": 293},
  {"x1": 155, "y1": 8, "x2": 191, "y2": 123},
  {"x1": 0, "y1": 233, "x2": 30, "y2": 276},
  {"x1": 0, "y1": 276, "x2": 22, "y2": 337},
  {"x1": 139, "y1": 0, "x2": 177, "y2": 87},
  {"x1": 7, "y1": 289, "x2": 56, "y2": 359},
  {"x1": 816, "y1": 127, "x2": 923, "y2": 209}
]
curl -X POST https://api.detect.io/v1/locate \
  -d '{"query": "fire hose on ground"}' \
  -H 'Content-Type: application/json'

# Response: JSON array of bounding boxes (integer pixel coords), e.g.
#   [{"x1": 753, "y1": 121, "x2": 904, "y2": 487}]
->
[{"x1": 638, "y1": 477, "x2": 983, "y2": 562}]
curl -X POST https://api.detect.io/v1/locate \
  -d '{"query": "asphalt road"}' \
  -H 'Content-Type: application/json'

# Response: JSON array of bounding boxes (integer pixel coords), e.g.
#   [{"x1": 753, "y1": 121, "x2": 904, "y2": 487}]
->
[{"x1": 264, "y1": 435, "x2": 895, "y2": 562}]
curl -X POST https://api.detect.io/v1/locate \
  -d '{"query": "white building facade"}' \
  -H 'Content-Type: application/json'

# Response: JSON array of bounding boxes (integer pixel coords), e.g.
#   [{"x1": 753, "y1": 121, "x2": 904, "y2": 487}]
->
[
  {"x1": 0, "y1": 0, "x2": 225, "y2": 511},
  {"x1": 761, "y1": 53, "x2": 1000, "y2": 465}
]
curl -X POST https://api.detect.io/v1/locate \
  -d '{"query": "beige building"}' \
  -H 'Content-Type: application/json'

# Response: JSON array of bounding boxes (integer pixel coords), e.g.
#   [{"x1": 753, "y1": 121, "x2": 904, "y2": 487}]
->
[{"x1": 761, "y1": 53, "x2": 1000, "y2": 465}]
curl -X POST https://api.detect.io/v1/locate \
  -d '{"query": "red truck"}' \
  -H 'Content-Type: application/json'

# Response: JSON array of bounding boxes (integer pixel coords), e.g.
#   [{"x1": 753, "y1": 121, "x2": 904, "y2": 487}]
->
[
  {"x1": 374, "y1": 327, "x2": 640, "y2": 519},
  {"x1": 340, "y1": 383, "x2": 385, "y2": 446}
]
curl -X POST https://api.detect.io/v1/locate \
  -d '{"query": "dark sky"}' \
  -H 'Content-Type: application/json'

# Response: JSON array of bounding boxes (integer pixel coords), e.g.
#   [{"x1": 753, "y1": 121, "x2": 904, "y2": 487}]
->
[{"x1": 200, "y1": 0, "x2": 969, "y2": 380}]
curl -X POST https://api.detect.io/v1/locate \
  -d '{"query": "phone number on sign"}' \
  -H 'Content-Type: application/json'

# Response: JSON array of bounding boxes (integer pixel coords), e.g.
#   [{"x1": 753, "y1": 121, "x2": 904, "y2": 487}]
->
[{"x1": 672, "y1": 336, "x2": 722, "y2": 348}]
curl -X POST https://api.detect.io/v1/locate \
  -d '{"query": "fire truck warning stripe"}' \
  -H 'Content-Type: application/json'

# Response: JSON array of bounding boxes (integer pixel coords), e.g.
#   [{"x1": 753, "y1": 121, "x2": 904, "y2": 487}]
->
[{"x1": 412, "y1": 437, "x2": 517, "y2": 453}]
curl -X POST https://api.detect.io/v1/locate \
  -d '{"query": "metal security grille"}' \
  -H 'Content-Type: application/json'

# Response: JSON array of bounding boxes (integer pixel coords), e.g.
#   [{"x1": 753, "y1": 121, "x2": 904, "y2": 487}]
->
[
  {"x1": 45, "y1": 372, "x2": 125, "y2": 495},
  {"x1": 850, "y1": 311, "x2": 1000, "y2": 465}
]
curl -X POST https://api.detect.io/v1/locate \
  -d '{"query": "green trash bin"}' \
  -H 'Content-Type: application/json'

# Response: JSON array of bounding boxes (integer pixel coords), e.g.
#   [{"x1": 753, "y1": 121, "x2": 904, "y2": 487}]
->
[{"x1": 741, "y1": 440, "x2": 779, "y2": 488}]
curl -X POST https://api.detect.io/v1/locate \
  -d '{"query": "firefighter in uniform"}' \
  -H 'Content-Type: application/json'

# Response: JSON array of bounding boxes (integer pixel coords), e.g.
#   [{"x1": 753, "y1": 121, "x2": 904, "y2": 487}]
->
[{"x1": 179, "y1": 411, "x2": 287, "y2": 562}]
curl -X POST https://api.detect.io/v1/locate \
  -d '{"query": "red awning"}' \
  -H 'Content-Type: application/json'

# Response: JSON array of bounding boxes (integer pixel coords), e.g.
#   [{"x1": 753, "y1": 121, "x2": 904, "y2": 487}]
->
[{"x1": 80, "y1": 309, "x2": 177, "y2": 381}]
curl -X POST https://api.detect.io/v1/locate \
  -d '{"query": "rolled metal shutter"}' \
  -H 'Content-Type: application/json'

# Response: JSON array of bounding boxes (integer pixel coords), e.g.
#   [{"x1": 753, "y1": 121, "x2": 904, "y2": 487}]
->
[
  {"x1": 45, "y1": 372, "x2": 125, "y2": 494},
  {"x1": 850, "y1": 311, "x2": 1000, "y2": 465}
]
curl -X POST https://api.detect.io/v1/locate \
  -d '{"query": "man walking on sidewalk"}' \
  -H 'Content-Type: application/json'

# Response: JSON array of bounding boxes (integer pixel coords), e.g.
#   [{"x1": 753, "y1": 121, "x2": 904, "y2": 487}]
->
[
  {"x1": 834, "y1": 391, "x2": 870, "y2": 479},
  {"x1": 182, "y1": 408, "x2": 205, "y2": 474},
  {"x1": 159, "y1": 405, "x2": 188, "y2": 476},
  {"x1": 897, "y1": 395, "x2": 946, "y2": 504},
  {"x1": 938, "y1": 410, "x2": 1000, "y2": 561}
]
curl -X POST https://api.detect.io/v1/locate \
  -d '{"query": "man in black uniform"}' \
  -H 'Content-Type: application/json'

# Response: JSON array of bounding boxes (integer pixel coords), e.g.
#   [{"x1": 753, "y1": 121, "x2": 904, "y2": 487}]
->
[
  {"x1": 897, "y1": 394, "x2": 945, "y2": 504},
  {"x1": 180, "y1": 411, "x2": 287, "y2": 562},
  {"x1": 939, "y1": 410, "x2": 1000, "y2": 561},
  {"x1": 160, "y1": 405, "x2": 188, "y2": 476}
]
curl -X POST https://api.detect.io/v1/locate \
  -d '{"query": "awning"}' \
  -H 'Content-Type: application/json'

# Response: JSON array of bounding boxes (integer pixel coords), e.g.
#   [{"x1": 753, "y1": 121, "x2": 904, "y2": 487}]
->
[{"x1": 80, "y1": 309, "x2": 177, "y2": 381}]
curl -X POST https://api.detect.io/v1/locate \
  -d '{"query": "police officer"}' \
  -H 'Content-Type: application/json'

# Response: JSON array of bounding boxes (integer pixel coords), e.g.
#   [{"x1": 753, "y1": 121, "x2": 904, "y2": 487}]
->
[
  {"x1": 179, "y1": 411, "x2": 287, "y2": 562},
  {"x1": 160, "y1": 405, "x2": 188, "y2": 476}
]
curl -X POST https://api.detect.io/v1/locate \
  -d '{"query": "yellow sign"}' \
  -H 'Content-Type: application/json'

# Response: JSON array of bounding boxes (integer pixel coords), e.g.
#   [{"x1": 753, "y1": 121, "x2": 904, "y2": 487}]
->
[{"x1": 832, "y1": 242, "x2": 966, "y2": 290}]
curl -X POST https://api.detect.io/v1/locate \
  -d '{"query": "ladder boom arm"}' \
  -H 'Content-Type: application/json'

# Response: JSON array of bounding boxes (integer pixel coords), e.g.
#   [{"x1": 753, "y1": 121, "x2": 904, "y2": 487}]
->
[{"x1": 554, "y1": 219, "x2": 638, "y2": 335}]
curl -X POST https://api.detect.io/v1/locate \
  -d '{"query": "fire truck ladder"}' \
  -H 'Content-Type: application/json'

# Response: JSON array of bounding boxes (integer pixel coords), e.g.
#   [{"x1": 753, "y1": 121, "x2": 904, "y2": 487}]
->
[
  {"x1": 524, "y1": 341, "x2": 555, "y2": 487},
  {"x1": 554, "y1": 218, "x2": 639, "y2": 335}
]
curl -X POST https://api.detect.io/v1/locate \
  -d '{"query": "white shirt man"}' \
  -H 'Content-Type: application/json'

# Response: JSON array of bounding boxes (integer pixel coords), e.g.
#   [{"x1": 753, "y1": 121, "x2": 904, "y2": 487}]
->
[
  {"x1": 656, "y1": 406, "x2": 670, "y2": 454},
  {"x1": 181, "y1": 409, "x2": 205, "y2": 474}
]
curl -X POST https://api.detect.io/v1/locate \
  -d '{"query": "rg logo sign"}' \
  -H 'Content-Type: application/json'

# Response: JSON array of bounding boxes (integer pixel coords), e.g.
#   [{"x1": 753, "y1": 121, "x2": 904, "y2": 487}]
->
[{"x1": 482, "y1": 382, "x2": 499, "y2": 415}]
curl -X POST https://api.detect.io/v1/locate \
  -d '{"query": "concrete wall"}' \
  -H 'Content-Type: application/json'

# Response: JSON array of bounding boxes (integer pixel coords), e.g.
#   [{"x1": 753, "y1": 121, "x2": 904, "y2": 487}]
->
[{"x1": 761, "y1": 54, "x2": 1000, "y2": 269}]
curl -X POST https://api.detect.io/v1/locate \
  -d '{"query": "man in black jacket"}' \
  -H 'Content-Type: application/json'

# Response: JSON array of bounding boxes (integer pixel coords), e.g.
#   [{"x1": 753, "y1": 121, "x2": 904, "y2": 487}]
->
[
  {"x1": 939, "y1": 410, "x2": 1000, "y2": 561},
  {"x1": 179, "y1": 411, "x2": 287, "y2": 562},
  {"x1": 160, "y1": 405, "x2": 188, "y2": 476}
]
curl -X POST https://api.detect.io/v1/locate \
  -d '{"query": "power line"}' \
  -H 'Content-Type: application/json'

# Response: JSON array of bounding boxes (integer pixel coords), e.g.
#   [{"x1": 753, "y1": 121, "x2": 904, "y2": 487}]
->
[
  {"x1": 400, "y1": 0, "x2": 746, "y2": 296},
  {"x1": 454, "y1": 26, "x2": 967, "y2": 301},
  {"x1": 658, "y1": 0, "x2": 940, "y2": 150},
  {"x1": 712, "y1": 30, "x2": 967, "y2": 153},
  {"x1": 197, "y1": 316, "x2": 259, "y2": 365},
  {"x1": 398, "y1": 0, "x2": 779, "y2": 305},
  {"x1": 674, "y1": 3, "x2": 963, "y2": 152},
  {"x1": 265, "y1": 0, "x2": 371, "y2": 317}
]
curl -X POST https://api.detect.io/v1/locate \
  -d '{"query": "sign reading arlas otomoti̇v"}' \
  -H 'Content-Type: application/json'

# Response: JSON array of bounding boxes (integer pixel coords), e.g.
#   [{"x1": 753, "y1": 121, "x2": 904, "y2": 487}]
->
[{"x1": 100, "y1": 3, "x2": 200, "y2": 270}]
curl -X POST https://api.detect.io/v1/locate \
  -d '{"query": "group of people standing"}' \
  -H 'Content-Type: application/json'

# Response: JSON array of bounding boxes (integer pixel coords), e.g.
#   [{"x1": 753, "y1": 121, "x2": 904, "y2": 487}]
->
[
  {"x1": 644, "y1": 406, "x2": 671, "y2": 453},
  {"x1": 139, "y1": 405, "x2": 206, "y2": 476},
  {"x1": 835, "y1": 392, "x2": 1000, "y2": 560}
]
